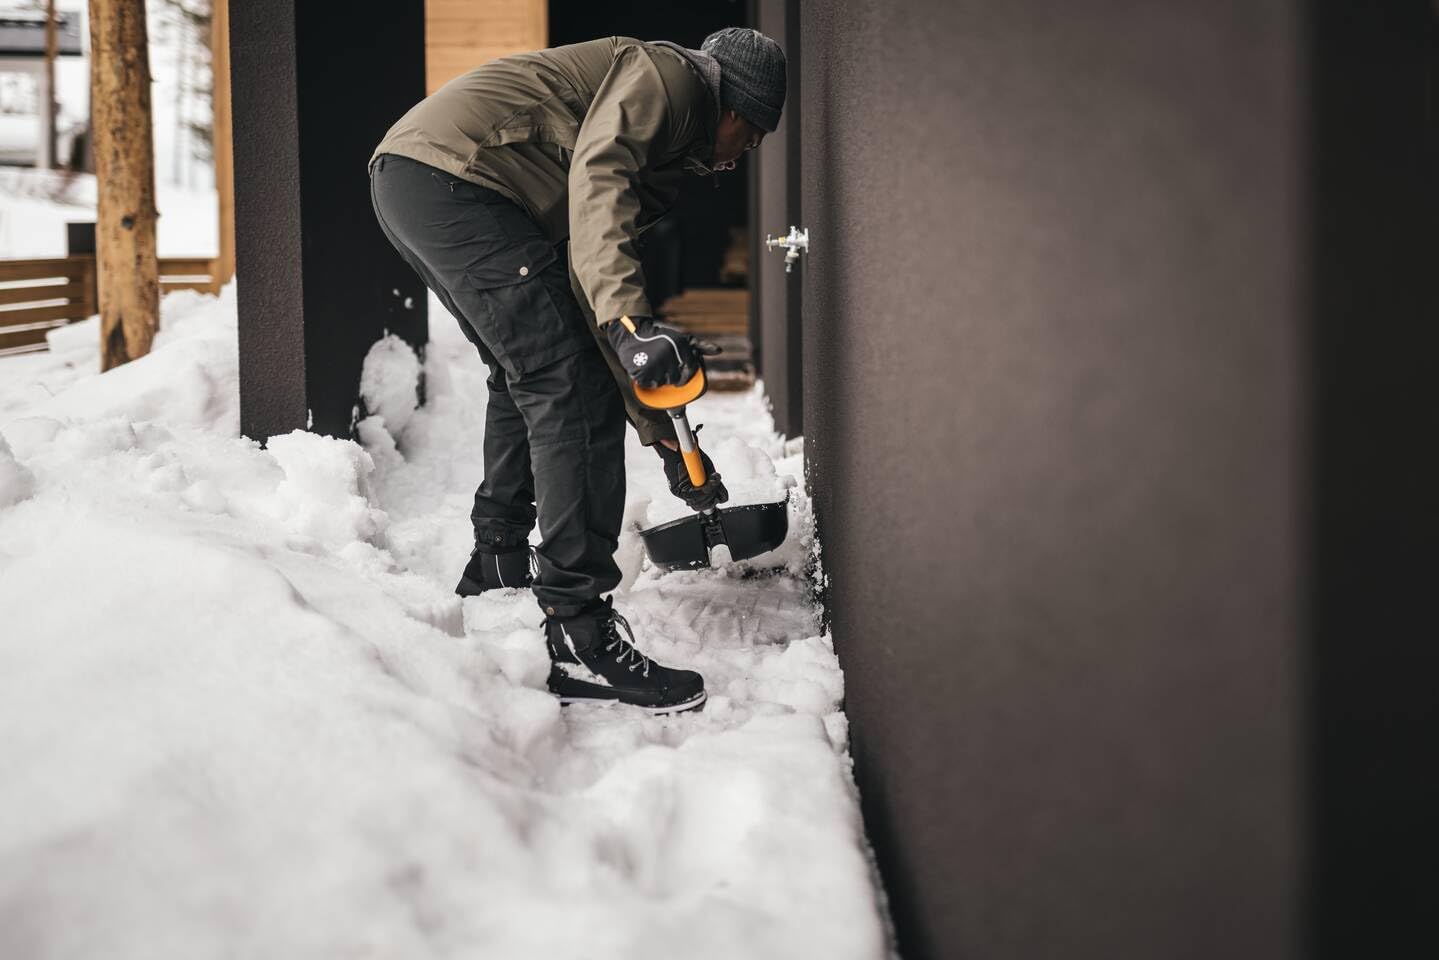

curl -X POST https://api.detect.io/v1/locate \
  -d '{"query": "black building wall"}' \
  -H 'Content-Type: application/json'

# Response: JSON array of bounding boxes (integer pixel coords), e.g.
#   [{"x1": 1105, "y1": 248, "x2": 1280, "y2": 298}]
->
[{"x1": 794, "y1": 0, "x2": 1435, "y2": 957}]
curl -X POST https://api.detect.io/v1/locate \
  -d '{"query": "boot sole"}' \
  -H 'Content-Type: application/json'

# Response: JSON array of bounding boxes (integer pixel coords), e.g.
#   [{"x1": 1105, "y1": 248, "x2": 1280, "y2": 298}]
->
[{"x1": 555, "y1": 690, "x2": 708, "y2": 716}]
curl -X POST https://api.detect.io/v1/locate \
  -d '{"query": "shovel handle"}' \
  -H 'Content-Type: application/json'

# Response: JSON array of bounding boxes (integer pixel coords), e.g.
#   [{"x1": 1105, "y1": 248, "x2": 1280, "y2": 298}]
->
[
  {"x1": 669, "y1": 409, "x2": 709, "y2": 488},
  {"x1": 633, "y1": 367, "x2": 707, "y2": 410},
  {"x1": 633, "y1": 369, "x2": 711, "y2": 491},
  {"x1": 682, "y1": 448, "x2": 707, "y2": 488}
]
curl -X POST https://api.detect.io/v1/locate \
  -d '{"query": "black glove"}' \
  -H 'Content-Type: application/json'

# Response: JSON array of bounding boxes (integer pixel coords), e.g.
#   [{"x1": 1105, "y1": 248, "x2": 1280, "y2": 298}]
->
[
  {"x1": 605, "y1": 316, "x2": 719, "y2": 387},
  {"x1": 654, "y1": 438, "x2": 730, "y2": 512}
]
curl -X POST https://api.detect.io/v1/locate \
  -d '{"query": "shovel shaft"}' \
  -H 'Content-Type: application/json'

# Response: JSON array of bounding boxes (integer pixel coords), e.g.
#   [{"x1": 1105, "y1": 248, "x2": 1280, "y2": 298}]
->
[
  {"x1": 669, "y1": 408, "x2": 709, "y2": 488},
  {"x1": 683, "y1": 449, "x2": 707, "y2": 489}
]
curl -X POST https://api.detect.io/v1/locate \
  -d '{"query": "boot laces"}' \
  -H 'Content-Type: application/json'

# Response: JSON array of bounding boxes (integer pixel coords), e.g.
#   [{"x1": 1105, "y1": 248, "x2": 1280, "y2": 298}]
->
[{"x1": 603, "y1": 610, "x2": 652, "y2": 677}]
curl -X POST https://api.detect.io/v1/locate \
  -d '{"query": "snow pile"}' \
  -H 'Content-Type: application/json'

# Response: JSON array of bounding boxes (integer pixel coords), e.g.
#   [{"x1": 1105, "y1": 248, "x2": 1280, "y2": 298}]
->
[
  {"x1": 0, "y1": 432, "x2": 34, "y2": 507},
  {"x1": 359, "y1": 334, "x2": 423, "y2": 439},
  {"x1": 0, "y1": 287, "x2": 239, "y2": 433},
  {"x1": 266, "y1": 430, "x2": 387, "y2": 548},
  {"x1": 0, "y1": 289, "x2": 885, "y2": 958}
]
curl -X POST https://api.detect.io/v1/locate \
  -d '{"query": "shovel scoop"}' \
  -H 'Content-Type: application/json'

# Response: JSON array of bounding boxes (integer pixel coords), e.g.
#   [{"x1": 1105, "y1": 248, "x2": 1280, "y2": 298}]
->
[{"x1": 634, "y1": 369, "x2": 790, "y2": 570}]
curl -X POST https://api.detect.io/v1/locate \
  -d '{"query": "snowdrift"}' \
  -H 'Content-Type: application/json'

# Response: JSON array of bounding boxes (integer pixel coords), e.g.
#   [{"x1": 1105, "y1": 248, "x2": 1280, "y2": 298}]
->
[{"x1": 0, "y1": 287, "x2": 885, "y2": 958}]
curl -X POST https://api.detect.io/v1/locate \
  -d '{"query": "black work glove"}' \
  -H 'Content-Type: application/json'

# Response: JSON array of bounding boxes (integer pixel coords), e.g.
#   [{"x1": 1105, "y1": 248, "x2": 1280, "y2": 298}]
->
[
  {"x1": 605, "y1": 316, "x2": 719, "y2": 387},
  {"x1": 653, "y1": 437, "x2": 730, "y2": 512}
]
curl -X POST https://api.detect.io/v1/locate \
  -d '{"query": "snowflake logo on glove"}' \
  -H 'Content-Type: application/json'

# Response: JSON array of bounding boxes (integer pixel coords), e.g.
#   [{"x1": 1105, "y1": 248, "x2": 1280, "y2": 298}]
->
[{"x1": 632, "y1": 351, "x2": 649, "y2": 366}]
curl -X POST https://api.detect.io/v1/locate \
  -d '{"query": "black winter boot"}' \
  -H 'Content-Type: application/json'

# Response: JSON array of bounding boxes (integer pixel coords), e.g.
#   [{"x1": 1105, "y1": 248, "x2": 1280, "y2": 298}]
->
[
  {"x1": 545, "y1": 598, "x2": 706, "y2": 714},
  {"x1": 456, "y1": 545, "x2": 535, "y2": 597}
]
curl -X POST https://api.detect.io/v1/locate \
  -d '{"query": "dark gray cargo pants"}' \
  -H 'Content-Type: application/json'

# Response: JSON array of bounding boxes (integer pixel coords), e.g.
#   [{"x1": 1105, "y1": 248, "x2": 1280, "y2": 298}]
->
[{"x1": 369, "y1": 154, "x2": 625, "y2": 616}]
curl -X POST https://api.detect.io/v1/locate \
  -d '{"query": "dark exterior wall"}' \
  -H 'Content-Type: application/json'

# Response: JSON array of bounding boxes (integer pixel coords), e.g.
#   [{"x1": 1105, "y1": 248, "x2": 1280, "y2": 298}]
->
[
  {"x1": 231, "y1": 0, "x2": 427, "y2": 441},
  {"x1": 800, "y1": 1, "x2": 1308, "y2": 956}
]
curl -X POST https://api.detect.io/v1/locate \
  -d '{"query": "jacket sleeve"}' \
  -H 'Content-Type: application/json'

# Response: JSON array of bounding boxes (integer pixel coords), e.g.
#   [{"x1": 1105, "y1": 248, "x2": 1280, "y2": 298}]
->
[{"x1": 568, "y1": 45, "x2": 673, "y2": 326}]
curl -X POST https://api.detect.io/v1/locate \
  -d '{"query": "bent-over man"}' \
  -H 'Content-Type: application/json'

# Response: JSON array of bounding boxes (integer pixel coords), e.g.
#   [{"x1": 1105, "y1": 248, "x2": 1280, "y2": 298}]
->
[{"x1": 369, "y1": 28, "x2": 786, "y2": 713}]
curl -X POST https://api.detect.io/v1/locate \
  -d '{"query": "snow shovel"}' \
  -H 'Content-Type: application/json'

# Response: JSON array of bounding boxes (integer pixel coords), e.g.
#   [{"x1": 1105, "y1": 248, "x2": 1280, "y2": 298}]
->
[{"x1": 634, "y1": 369, "x2": 790, "y2": 570}]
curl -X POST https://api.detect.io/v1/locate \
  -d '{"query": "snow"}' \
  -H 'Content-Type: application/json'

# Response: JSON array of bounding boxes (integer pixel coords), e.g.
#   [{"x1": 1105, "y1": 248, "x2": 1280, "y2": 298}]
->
[
  {"x1": 0, "y1": 430, "x2": 33, "y2": 506},
  {"x1": 359, "y1": 333, "x2": 423, "y2": 438},
  {"x1": 0, "y1": 168, "x2": 220, "y2": 259},
  {"x1": 0, "y1": 287, "x2": 886, "y2": 957}
]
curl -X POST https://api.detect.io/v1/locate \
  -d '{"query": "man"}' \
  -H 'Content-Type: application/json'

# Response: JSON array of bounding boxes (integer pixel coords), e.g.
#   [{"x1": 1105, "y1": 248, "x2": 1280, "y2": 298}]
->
[{"x1": 369, "y1": 29, "x2": 786, "y2": 714}]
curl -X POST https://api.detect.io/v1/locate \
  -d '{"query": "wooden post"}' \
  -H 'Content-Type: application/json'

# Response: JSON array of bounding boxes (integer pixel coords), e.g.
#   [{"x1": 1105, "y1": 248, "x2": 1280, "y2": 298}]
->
[
  {"x1": 212, "y1": 0, "x2": 235, "y2": 292},
  {"x1": 44, "y1": 0, "x2": 57, "y2": 169},
  {"x1": 89, "y1": 0, "x2": 159, "y2": 370}
]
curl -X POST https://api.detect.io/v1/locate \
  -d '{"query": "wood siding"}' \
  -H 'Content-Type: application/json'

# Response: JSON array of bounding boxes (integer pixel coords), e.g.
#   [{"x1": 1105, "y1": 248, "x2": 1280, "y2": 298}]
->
[{"x1": 426, "y1": 0, "x2": 546, "y2": 93}]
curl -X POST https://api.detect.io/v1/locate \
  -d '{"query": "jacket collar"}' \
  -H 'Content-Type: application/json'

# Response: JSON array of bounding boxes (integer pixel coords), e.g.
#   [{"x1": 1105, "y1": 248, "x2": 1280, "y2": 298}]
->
[
  {"x1": 647, "y1": 41, "x2": 722, "y2": 133},
  {"x1": 646, "y1": 41, "x2": 725, "y2": 182}
]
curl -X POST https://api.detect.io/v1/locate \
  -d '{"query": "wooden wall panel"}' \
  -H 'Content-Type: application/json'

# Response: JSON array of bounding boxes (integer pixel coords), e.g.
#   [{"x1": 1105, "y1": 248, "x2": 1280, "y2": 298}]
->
[{"x1": 426, "y1": 0, "x2": 547, "y2": 93}]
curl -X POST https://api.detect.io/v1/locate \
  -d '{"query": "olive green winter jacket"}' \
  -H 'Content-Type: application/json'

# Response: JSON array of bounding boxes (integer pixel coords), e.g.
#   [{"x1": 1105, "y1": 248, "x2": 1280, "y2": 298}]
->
[{"x1": 371, "y1": 36, "x2": 719, "y2": 329}]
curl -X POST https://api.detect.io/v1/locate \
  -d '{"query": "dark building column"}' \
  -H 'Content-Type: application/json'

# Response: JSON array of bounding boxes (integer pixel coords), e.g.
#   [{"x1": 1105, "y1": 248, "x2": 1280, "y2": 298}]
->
[
  {"x1": 800, "y1": 0, "x2": 1434, "y2": 957},
  {"x1": 1308, "y1": 2, "x2": 1438, "y2": 956},
  {"x1": 752, "y1": 0, "x2": 803, "y2": 438},
  {"x1": 229, "y1": 0, "x2": 427, "y2": 441}
]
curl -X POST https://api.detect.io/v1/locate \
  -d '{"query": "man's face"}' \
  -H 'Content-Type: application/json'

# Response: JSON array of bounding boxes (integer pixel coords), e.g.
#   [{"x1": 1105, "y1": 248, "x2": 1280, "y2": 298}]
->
[{"x1": 712, "y1": 110, "x2": 766, "y2": 166}]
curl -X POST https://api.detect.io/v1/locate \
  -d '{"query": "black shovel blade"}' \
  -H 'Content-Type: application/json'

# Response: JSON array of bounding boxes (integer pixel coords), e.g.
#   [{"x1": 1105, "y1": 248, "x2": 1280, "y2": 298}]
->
[{"x1": 639, "y1": 496, "x2": 790, "y2": 570}]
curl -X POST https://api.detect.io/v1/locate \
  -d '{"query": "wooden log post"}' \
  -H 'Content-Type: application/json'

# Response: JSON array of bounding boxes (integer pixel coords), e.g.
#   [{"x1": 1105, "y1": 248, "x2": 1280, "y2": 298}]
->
[
  {"x1": 44, "y1": 0, "x2": 57, "y2": 170},
  {"x1": 211, "y1": 0, "x2": 235, "y2": 292},
  {"x1": 89, "y1": 0, "x2": 159, "y2": 371}
]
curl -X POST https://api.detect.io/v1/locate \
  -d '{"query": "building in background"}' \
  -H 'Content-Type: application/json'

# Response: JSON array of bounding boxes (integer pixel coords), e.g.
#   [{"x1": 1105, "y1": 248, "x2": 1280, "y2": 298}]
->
[{"x1": 0, "y1": 5, "x2": 81, "y2": 168}]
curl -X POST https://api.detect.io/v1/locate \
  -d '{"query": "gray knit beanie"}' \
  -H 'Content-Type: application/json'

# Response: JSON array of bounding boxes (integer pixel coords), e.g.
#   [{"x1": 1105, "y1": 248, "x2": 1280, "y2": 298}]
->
[{"x1": 700, "y1": 27, "x2": 786, "y2": 133}]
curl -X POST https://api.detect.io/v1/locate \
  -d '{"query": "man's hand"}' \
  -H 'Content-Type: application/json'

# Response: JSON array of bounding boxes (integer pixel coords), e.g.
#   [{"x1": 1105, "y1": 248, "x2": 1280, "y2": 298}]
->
[
  {"x1": 606, "y1": 316, "x2": 719, "y2": 387},
  {"x1": 654, "y1": 438, "x2": 729, "y2": 512}
]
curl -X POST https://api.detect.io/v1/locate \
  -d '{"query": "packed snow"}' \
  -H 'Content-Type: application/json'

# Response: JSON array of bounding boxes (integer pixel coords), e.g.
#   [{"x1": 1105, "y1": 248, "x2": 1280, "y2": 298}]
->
[{"x1": 0, "y1": 286, "x2": 886, "y2": 957}]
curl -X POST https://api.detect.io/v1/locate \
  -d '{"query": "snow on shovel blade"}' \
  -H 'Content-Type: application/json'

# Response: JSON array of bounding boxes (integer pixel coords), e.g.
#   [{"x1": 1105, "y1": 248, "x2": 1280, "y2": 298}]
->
[{"x1": 639, "y1": 496, "x2": 790, "y2": 570}]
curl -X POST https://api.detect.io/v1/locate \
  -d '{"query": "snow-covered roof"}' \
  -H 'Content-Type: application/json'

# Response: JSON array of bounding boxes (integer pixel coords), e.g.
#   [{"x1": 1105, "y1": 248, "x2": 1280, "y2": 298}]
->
[{"x1": 0, "y1": 11, "x2": 82, "y2": 58}]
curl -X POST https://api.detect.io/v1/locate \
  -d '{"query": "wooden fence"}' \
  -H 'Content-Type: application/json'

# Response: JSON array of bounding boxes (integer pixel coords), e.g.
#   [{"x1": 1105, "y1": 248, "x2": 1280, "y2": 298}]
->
[{"x1": 0, "y1": 256, "x2": 222, "y2": 357}]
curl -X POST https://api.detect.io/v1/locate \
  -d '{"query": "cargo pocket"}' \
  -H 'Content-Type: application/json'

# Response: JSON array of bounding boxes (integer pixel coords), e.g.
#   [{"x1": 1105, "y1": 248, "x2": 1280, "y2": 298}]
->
[{"x1": 465, "y1": 240, "x2": 590, "y2": 377}]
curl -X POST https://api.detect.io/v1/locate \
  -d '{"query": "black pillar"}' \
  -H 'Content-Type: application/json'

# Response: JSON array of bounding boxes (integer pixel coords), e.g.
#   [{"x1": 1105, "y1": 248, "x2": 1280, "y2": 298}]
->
[
  {"x1": 753, "y1": 0, "x2": 803, "y2": 439},
  {"x1": 1309, "y1": 2, "x2": 1438, "y2": 956},
  {"x1": 230, "y1": 0, "x2": 427, "y2": 441}
]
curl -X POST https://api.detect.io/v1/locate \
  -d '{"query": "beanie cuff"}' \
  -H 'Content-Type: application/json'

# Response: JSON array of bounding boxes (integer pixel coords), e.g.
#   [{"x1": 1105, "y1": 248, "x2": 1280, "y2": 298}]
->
[{"x1": 721, "y1": 78, "x2": 781, "y2": 133}]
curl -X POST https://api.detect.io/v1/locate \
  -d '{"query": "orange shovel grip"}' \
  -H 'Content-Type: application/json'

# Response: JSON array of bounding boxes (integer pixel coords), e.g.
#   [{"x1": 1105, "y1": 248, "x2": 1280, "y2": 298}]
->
[
  {"x1": 633, "y1": 368, "x2": 707, "y2": 410},
  {"x1": 682, "y1": 447, "x2": 707, "y2": 488}
]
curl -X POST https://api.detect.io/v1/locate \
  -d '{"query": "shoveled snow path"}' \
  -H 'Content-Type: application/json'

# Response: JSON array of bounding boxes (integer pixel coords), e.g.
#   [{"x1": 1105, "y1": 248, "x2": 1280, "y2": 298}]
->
[{"x1": 0, "y1": 288, "x2": 886, "y2": 958}]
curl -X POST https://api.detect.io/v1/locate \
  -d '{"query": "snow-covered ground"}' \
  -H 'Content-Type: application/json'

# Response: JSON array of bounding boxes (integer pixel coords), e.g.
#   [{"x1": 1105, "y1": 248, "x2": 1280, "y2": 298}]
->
[
  {"x1": 0, "y1": 287, "x2": 887, "y2": 957},
  {"x1": 0, "y1": 167, "x2": 219, "y2": 259}
]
